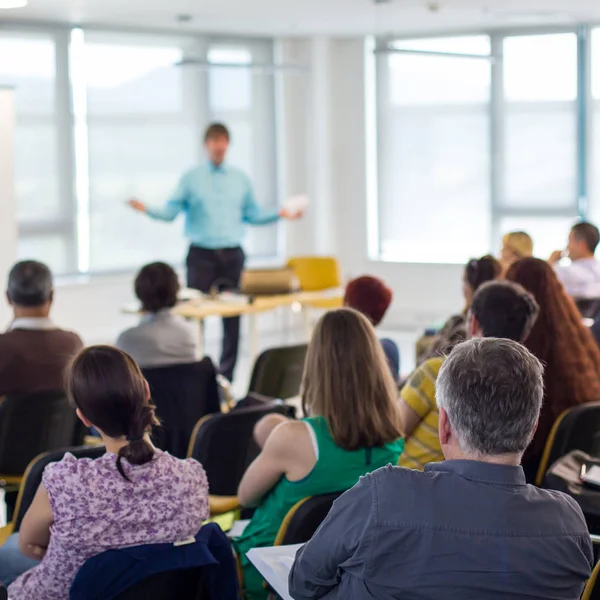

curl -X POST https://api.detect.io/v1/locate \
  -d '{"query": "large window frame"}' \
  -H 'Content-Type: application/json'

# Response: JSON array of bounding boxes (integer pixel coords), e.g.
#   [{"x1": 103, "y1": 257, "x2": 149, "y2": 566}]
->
[
  {"x1": 0, "y1": 22, "x2": 282, "y2": 277},
  {"x1": 369, "y1": 25, "x2": 597, "y2": 264}
]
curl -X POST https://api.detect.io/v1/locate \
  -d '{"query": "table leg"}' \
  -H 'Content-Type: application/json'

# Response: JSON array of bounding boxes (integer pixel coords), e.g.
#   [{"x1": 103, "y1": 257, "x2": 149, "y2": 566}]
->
[
  {"x1": 250, "y1": 313, "x2": 259, "y2": 363},
  {"x1": 302, "y1": 306, "x2": 312, "y2": 339},
  {"x1": 197, "y1": 319, "x2": 204, "y2": 357}
]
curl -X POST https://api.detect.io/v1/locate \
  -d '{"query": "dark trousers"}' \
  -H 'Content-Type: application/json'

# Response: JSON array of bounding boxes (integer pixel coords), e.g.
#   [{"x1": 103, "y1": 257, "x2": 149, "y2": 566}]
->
[{"x1": 186, "y1": 246, "x2": 245, "y2": 381}]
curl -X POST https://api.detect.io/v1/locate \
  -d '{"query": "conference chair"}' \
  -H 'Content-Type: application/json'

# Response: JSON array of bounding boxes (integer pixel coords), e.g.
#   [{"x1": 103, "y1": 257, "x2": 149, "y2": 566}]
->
[
  {"x1": 247, "y1": 344, "x2": 308, "y2": 400},
  {"x1": 0, "y1": 583, "x2": 6, "y2": 600},
  {"x1": 0, "y1": 444, "x2": 106, "y2": 545},
  {"x1": 273, "y1": 493, "x2": 341, "y2": 546},
  {"x1": 187, "y1": 403, "x2": 296, "y2": 516},
  {"x1": 0, "y1": 390, "x2": 83, "y2": 490},
  {"x1": 143, "y1": 359, "x2": 221, "y2": 459},
  {"x1": 536, "y1": 402, "x2": 600, "y2": 487},
  {"x1": 575, "y1": 298, "x2": 600, "y2": 321},
  {"x1": 286, "y1": 256, "x2": 343, "y2": 311},
  {"x1": 582, "y1": 537, "x2": 600, "y2": 600}
]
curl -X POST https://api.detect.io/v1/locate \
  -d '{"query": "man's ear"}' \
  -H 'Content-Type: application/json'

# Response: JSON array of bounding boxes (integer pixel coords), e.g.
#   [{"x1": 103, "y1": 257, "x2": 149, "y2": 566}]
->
[
  {"x1": 6, "y1": 291, "x2": 12, "y2": 307},
  {"x1": 48, "y1": 289, "x2": 54, "y2": 305},
  {"x1": 469, "y1": 314, "x2": 482, "y2": 338},
  {"x1": 439, "y1": 407, "x2": 452, "y2": 446},
  {"x1": 76, "y1": 408, "x2": 92, "y2": 429}
]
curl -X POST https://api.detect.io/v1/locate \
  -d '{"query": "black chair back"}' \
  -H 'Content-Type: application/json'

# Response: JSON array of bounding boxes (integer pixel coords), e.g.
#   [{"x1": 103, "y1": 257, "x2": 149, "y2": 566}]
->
[
  {"x1": 143, "y1": 359, "x2": 221, "y2": 459},
  {"x1": 188, "y1": 403, "x2": 295, "y2": 496},
  {"x1": 576, "y1": 298, "x2": 600, "y2": 320},
  {"x1": 113, "y1": 568, "x2": 205, "y2": 600},
  {"x1": 248, "y1": 344, "x2": 308, "y2": 399},
  {"x1": 537, "y1": 402, "x2": 600, "y2": 486},
  {"x1": 13, "y1": 445, "x2": 106, "y2": 533},
  {"x1": 278, "y1": 493, "x2": 341, "y2": 546},
  {"x1": 0, "y1": 390, "x2": 83, "y2": 476}
]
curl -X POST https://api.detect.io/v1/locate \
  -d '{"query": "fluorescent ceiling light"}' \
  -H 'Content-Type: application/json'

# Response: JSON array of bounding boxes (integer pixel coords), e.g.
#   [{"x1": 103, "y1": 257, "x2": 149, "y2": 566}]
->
[{"x1": 0, "y1": 0, "x2": 27, "y2": 8}]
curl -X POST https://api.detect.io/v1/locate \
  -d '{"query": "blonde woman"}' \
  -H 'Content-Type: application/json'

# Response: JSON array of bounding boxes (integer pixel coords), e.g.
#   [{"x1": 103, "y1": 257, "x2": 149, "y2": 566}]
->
[
  {"x1": 500, "y1": 231, "x2": 534, "y2": 272},
  {"x1": 232, "y1": 308, "x2": 404, "y2": 600}
]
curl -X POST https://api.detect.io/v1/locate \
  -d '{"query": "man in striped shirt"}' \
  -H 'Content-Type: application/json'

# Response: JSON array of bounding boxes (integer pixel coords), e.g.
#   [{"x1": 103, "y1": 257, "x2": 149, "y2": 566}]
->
[{"x1": 398, "y1": 281, "x2": 539, "y2": 470}]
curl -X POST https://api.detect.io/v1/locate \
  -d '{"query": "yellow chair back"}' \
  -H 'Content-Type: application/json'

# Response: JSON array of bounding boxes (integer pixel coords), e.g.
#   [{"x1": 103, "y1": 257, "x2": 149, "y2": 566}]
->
[{"x1": 287, "y1": 256, "x2": 341, "y2": 292}]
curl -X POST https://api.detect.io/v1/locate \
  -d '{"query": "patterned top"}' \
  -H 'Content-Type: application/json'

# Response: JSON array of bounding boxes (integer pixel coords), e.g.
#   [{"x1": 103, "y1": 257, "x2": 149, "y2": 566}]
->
[
  {"x1": 9, "y1": 450, "x2": 209, "y2": 600},
  {"x1": 399, "y1": 357, "x2": 445, "y2": 470}
]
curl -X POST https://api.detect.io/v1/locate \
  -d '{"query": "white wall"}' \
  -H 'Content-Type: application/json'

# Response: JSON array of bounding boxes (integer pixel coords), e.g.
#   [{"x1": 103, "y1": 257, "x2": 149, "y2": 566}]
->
[{"x1": 0, "y1": 35, "x2": 464, "y2": 345}]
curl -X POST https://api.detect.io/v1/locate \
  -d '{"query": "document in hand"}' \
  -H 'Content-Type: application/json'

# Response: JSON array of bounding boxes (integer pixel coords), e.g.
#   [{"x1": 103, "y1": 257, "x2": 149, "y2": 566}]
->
[
  {"x1": 284, "y1": 194, "x2": 309, "y2": 217},
  {"x1": 246, "y1": 544, "x2": 303, "y2": 600}
]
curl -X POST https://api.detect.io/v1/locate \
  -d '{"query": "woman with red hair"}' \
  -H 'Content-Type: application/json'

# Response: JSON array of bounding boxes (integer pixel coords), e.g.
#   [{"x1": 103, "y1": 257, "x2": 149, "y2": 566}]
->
[
  {"x1": 344, "y1": 276, "x2": 398, "y2": 380},
  {"x1": 506, "y1": 258, "x2": 600, "y2": 480}
]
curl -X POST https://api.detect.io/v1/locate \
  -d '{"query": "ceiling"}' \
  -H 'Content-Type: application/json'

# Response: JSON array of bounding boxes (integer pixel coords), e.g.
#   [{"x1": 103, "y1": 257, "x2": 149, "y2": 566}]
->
[{"x1": 2, "y1": 0, "x2": 600, "y2": 37}]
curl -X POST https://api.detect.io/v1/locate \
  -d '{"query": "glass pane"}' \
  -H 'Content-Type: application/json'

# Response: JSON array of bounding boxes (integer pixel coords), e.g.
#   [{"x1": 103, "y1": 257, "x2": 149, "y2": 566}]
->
[
  {"x1": 391, "y1": 35, "x2": 491, "y2": 56},
  {"x1": 498, "y1": 216, "x2": 579, "y2": 261},
  {"x1": 505, "y1": 107, "x2": 576, "y2": 206},
  {"x1": 0, "y1": 33, "x2": 63, "y2": 229},
  {"x1": 18, "y1": 235, "x2": 70, "y2": 276},
  {"x1": 377, "y1": 44, "x2": 491, "y2": 264},
  {"x1": 502, "y1": 34, "x2": 577, "y2": 209},
  {"x1": 594, "y1": 29, "x2": 600, "y2": 100},
  {"x1": 208, "y1": 47, "x2": 252, "y2": 112},
  {"x1": 84, "y1": 37, "x2": 197, "y2": 272},
  {"x1": 503, "y1": 34, "x2": 577, "y2": 102},
  {"x1": 388, "y1": 53, "x2": 490, "y2": 105},
  {"x1": 0, "y1": 35, "x2": 55, "y2": 115},
  {"x1": 84, "y1": 43, "x2": 183, "y2": 115}
]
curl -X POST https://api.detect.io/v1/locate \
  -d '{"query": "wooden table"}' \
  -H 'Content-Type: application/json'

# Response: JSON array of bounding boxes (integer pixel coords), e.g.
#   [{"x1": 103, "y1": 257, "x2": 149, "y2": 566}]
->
[{"x1": 125, "y1": 289, "x2": 343, "y2": 361}]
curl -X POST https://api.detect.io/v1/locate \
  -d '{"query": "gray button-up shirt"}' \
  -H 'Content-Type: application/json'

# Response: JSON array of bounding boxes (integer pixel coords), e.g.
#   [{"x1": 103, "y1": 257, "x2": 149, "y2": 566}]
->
[
  {"x1": 289, "y1": 461, "x2": 593, "y2": 600},
  {"x1": 116, "y1": 310, "x2": 197, "y2": 368}
]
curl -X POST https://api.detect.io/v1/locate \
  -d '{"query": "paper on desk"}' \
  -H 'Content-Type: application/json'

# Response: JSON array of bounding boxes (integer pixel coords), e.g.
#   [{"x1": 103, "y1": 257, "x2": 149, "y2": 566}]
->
[
  {"x1": 246, "y1": 544, "x2": 303, "y2": 600},
  {"x1": 227, "y1": 519, "x2": 251, "y2": 539},
  {"x1": 284, "y1": 194, "x2": 309, "y2": 217}
]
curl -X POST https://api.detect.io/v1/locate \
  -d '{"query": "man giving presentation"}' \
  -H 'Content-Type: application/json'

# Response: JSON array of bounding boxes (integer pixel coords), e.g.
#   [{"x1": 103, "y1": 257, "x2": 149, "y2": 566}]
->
[{"x1": 128, "y1": 122, "x2": 301, "y2": 381}]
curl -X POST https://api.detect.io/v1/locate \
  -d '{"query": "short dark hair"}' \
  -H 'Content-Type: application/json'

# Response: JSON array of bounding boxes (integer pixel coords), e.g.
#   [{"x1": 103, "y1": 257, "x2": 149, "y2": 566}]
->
[
  {"x1": 7, "y1": 260, "x2": 53, "y2": 307},
  {"x1": 464, "y1": 255, "x2": 502, "y2": 293},
  {"x1": 344, "y1": 276, "x2": 393, "y2": 326},
  {"x1": 572, "y1": 222, "x2": 600, "y2": 254},
  {"x1": 470, "y1": 280, "x2": 539, "y2": 342},
  {"x1": 204, "y1": 123, "x2": 230, "y2": 142},
  {"x1": 437, "y1": 338, "x2": 544, "y2": 456},
  {"x1": 134, "y1": 262, "x2": 180, "y2": 313}
]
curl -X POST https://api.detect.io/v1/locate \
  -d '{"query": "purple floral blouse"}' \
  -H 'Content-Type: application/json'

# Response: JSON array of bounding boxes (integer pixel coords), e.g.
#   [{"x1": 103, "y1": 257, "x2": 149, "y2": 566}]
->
[{"x1": 9, "y1": 449, "x2": 209, "y2": 600}]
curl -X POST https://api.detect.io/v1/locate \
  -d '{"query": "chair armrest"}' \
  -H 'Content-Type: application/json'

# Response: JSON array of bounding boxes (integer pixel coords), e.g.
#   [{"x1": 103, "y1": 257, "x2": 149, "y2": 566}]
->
[
  {"x1": 210, "y1": 495, "x2": 241, "y2": 515},
  {"x1": 216, "y1": 375, "x2": 235, "y2": 412}
]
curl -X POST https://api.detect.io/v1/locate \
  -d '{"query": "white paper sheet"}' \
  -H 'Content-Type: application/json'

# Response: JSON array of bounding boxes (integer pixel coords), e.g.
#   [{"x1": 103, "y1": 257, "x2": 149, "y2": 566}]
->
[
  {"x1": 284, "y1": 194, "x2": 309, "y2": 217},
  {"x1": 227, "y1": 519, "x2": 251, "y2": 539},
  {"x1": 246, "y1": 544, "x2": 303, "y2": 600}
]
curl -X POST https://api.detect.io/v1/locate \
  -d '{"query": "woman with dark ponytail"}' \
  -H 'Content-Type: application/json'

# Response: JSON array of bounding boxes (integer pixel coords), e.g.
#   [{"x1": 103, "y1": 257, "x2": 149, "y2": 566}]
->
[{"x1": 2, "y1": 346, "x2": 209, "y2": 600}]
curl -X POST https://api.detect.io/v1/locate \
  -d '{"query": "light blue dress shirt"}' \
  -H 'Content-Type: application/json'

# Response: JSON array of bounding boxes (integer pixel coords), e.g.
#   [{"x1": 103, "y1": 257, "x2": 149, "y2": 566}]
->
[{"x1": 146, "y1": 162, "x2": 280, "y2": 249}]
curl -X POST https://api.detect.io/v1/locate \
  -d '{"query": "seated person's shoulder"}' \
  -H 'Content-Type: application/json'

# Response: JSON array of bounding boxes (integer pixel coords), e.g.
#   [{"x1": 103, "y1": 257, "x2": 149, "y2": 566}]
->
[
  {"x1": 264, "y1": 419, "x2": 312, "y2": 459},
  {"x1": 529, "y1": 485, "x2": 589, "y2": 531},
  {"x1": 42, "y1": 452, "x2": 97, "y2": 497}
]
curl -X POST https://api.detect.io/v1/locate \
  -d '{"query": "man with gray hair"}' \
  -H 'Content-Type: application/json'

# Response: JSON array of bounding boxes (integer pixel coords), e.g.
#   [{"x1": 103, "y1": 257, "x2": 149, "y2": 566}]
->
[
  {"x1": 290, "y1": 338, "x2": 593, "y2": 600},
  {"x1": 0, "y1": 260, "x2": 83, "y2": 396}
]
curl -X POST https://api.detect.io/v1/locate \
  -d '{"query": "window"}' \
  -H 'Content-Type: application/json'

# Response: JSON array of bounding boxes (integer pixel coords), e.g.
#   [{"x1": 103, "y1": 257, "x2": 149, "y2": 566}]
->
[
  {"x1": 591, "y1": 29, "x2": 600, "y2": 226},
  {"x1": 374, "y1": 31, "x2": 584, "y2": 264},
  {"x1": 502, "y1": 34, "x2": 578, "y2": 208},
  {"x1": 0, "y1": 32, "x2": 74, "y2": 275},
  {"x1": 2, "y1": 27, "x2": 279, "y2": 276},
  {"x1": 375, "y1": 36, "x2": 492, "y2": 263}
]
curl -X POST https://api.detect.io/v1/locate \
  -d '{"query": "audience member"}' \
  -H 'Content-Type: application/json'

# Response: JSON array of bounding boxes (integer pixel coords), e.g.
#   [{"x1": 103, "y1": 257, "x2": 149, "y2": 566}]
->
[
  {"x1": 344, "y1": 275, "x2": 399, "y2": 379},
  {"x1": 506, "y1": 257, "x2": 600, "y2": 480},
  {"x1": 500, "y1": 230, "x2": 534, "y2": 272},
  {"x1": 399, "y1": 280, "x2": 539, "y2": 470},
  {"x1": 549, "y1": 221, "x2": 600, "y2": 298},
  {"x1": 418, "y1": 255, "x2": 502, "y2": 364},
  {"x1": 0, "y1": 346, "x2": 209, "y2": 598},
  {"x1": 0, "y1": 261, "x2": 83, "y2": 396},
  {"x1": 232, "y1": 309, "x2": 404, "y2": 600},
  {"x1": 116, "y1": 262, "x2": 197, "y2": 367},
  {"x1": 290, "y1": 338, "x2": 593, "y2": 600}
]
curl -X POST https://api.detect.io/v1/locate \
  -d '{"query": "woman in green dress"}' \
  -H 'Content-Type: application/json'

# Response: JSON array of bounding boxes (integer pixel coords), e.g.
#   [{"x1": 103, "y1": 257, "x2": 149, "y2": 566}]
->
[{"x1": 233, "y1": 308, "x2": 405, "y2": 599}]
